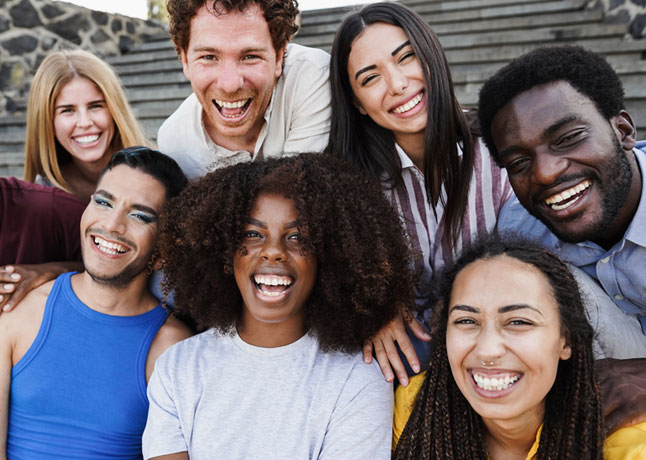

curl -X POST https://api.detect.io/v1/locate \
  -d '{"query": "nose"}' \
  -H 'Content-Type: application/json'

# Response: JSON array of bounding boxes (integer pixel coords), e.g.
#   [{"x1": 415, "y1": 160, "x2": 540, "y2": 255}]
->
[
  {"x1": 76, "y1": 109, "x2": 94, "y2": 129},
  {"x1": 474, "y1": 324, "x2": 506, "y2": 365},
  {"x1": 531, "y1": 151, "x2": 568, "y2": 186},
  {"x1": 260, "y1": 237, "x2": 287, "y2": 262},
  {"x1": 387, "y1": 67, "x2": 408, "y2": 96},
  {"x1": 103, "y1": 210, "x2": 127, "y2": 235},
  {"x1": 217, "y1": 61, "x2": 244, "y2": 94}
]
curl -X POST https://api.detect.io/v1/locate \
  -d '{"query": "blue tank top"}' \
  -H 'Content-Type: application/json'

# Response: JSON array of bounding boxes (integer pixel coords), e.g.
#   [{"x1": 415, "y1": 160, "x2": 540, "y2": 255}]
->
[{"x1": 7, "y1": 272, "x2": 170, "y2": 459}]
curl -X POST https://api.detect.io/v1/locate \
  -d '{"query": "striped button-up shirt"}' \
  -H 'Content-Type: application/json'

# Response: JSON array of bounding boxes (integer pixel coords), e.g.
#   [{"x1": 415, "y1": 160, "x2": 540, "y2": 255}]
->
[{"x1": 384, "y1": 139, "x2": 513, "y2": 311}]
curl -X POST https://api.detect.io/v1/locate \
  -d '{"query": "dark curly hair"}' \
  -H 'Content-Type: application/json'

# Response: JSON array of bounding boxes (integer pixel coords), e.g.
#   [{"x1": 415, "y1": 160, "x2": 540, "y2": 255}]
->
[
  {"x1": 167, "y1": 0, "x2": 299, "y2": 55},
  {"x1": 159, "y1": 153, "x2": 415, "y2": 353},
  {"x1": 478, "y1": 45, "x2": 625, "y2": 164},
  {"x1": 394, "y1": 235, "x2": 603, "y2": 460},
  {"x1": 327, "y1": 2, "x2": 475, "y2": 251}
]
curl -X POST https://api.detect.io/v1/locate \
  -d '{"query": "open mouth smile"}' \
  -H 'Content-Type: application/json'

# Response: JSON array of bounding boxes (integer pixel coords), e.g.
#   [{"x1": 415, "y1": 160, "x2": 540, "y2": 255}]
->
[
  {"x1": 544, "y1": 179, "x2": 591, "y2": 211},
  {"x1": 213, "y1": 98, "x2": 252, "y2": 119},
  {"x1": 73, "y1": 134, "x2": 101, "y2": 146},
  {"x1": 391, "y1": 91, "x2": 424, "y2": 114},
  {"x1": 253, "y1": 273, "x2": 293, "y2": 298},
  {"x1": 92, "y1": 235, "x2": 129, "y2": 255},
  {"x1": 472, "y1": 371, "x2": 522, "y2": 392}
]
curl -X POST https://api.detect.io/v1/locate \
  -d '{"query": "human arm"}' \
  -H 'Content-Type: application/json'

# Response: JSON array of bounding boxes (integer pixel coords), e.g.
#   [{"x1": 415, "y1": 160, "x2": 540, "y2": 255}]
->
[
  {"x1": 149, "y1": 454, "x2": 188, "y2": 460},
  {"x1": 597, "y1": 358, "x2": 646, "y2": 434},
  {"x1": 0, "y1": 262, "x2": 81, "y2": 313},
  {"x1": 0, "y1": 312, "x2": 11, "y2": 459},
  {"x1": 363, "y1": 307, "x2": 430, "y2": 386},
  {"x1": 318, "y1": 364, "x2": 394, "y2": 460}
]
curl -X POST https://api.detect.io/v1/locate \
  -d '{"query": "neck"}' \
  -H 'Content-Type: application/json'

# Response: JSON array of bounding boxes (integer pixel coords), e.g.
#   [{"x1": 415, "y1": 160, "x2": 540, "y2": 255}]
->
[
  {"x1": 395, "y1": 132, "x2": 425, "y2": 170},
  {"x1": 204, "y1": 112, "x2": 264, "y2": 155},
  {"x1": 70, "y1": 271, "x2": 156, "y2": 316},
  {"x1": 237, "y1": 312, "x2": 306, "y2": 348},
  {"x1": 594, "y1": 149, "x2": 642, "y2": 250},
  {"x1": 482, "y1": 409, "x2": 543, "y2": 460},
  {"x1": 63, "y1": 156, "x2": 111, "y2": 202}
]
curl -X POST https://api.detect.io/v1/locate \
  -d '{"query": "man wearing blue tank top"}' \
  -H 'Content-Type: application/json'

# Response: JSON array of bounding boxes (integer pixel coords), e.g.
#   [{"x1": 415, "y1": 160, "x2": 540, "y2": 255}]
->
[{"x1": 0, "y1": 147, "x2": 193, "y2": 460}]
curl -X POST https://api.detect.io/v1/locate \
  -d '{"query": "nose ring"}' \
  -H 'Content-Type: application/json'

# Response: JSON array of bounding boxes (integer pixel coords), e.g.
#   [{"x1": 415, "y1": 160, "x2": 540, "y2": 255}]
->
[{"x1": 481, "y1": 357, "x2": 495, "y2": 367}]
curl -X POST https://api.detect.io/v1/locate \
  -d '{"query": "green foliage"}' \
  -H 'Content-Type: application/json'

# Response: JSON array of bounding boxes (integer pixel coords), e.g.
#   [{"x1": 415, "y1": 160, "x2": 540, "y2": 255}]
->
[{"x1": 148, "y1": 0, "x2": 169, "y2": 22}]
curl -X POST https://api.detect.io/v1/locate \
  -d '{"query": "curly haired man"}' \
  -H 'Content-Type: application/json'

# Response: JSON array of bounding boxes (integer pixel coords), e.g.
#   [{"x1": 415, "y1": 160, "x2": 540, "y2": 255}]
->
[{"x1": 158, "y1": 0, "x2": 331, "y2": 180}]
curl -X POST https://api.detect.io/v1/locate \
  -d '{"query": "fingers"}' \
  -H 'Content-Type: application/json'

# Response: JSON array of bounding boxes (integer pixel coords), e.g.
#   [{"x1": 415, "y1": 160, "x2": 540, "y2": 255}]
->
[
  {"x1": 372, "y1": 337, "x2": 399, "y2": 385},
  {"x1": 362, "y1": 340, "x2": 374, "y2": 365},
  {"x1": 5, "y1": 278, "x2": 33, "y2": 311},
  {"x1": 0, "y1": 265, "x2": 21, "y2": 283},
  {"x1": 407, "y1": 316, "x2": 431, "y2": 342}
]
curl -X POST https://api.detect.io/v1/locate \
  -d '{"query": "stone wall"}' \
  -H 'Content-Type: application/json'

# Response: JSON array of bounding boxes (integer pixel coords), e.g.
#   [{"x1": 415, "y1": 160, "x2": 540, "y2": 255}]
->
[
  {"x1": 0, "y1": 0, "x2": 167, "y2": 115},
  {"x1": 590, "y1": 0, "x2": 646, "y2": 37}
]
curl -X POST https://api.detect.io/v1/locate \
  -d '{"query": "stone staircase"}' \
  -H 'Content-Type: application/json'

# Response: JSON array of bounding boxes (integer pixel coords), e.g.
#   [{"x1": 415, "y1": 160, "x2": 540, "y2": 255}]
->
[{"x1": 1, "y1": 0, "x2": 646, "y2": 177}]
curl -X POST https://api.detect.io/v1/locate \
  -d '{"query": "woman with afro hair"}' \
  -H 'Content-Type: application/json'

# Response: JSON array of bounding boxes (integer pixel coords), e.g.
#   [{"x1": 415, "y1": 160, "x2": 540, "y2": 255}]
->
[{"x1": 142, "y1": 153, "x2": 416, "y2": 460}]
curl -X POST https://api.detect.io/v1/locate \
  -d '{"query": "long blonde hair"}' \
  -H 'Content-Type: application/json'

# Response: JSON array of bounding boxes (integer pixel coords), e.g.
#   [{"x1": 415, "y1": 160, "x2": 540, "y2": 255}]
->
[{"x1": 24, "y1": 49, "x2": 149, "y2": 192}]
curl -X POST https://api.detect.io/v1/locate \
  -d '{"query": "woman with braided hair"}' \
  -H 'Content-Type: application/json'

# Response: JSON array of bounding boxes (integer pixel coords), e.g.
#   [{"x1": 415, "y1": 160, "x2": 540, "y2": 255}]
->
[{"x1": 393, "y1": 236, "x2": 646, "y2": 460}]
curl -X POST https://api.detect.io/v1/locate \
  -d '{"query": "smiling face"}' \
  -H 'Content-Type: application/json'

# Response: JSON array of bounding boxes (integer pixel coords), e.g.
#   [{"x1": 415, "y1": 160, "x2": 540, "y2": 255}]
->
[
  {"x1": 347, "y1": 22, "x2": 427, "y2": 149},
  {"x1": 53, "y1": 77, "x2": 116, "y2": 169},
  {"x1": 180, "y1": 4, "x2": 284, "y2": 152},
  {"x1": 234, "y1": 192, "x2": 317, "y2": 346},
  {"x1": 491, "y1": 81, "x2": 640, "y2": 248},
  {"x1": 446, "y1": 255, "x2": 571, "y2": 427},
  {"x1": 80, "y1": 164, "x2": 166, "y2": 288}
]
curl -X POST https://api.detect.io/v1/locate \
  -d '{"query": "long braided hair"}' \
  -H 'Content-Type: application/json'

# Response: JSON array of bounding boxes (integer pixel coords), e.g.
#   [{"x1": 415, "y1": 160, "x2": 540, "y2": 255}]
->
[{"x1": 393, "y1": 236, "x2": 603, "y2": 460}]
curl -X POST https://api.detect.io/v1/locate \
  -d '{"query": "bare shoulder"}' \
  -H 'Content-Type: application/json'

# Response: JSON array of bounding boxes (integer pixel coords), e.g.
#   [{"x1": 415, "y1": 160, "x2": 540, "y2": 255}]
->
[
  {"x1": 0, "y1": 280, "x2": 54, "y2": 362},
  {"x1": 154, "y1": 313, "x2": 194, "y2": 352},
  {"x1": 0, "y1": 280, "x2": 53, "y2": 331},
  {"x1": 146, "y1": 313, "x2": 193, "y2": 381}
]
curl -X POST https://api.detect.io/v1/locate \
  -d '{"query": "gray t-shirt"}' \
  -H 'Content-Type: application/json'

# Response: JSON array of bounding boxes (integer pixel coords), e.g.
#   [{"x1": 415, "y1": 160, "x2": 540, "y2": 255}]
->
[{"x1": 142, "y1": 329, "x2": 393, "y2": 460}]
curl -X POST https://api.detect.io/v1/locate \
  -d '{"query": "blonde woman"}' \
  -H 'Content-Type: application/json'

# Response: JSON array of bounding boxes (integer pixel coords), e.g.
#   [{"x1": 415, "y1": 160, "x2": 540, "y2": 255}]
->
[{"x1": 24, "y1": 50, "x2": 149, "y2": 202}]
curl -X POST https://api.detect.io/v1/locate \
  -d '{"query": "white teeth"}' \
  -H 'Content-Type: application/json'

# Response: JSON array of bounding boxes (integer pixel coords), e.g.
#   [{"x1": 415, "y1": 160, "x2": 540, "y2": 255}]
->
[
  {"x1": 253, "y1": 274, "x2": 292, "y2": 287},
  {"x1": 74, "y1": 134, "x2": 99, "y2": 145},
  {"x1": 93, "y1": 236, "x2": 128, "y2": 255},
  {"x1": 392, "y1": 93, "x2": 423, "y2": 114},
  {"x1": 545, "y1": 180, "x2": 591, "y2": 210},
  {"x1": 215, "y1": 99, "x2": 249, "y2": 109},
  {"x1": 473, "y1": 372, "x2": 520, "y2": 391}
]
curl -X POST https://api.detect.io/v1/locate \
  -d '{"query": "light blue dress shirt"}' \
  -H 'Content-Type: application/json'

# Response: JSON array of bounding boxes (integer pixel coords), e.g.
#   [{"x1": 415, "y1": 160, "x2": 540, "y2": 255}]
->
[{"x1": 497, "y1": 143, "x2": 646, "y2": 334}]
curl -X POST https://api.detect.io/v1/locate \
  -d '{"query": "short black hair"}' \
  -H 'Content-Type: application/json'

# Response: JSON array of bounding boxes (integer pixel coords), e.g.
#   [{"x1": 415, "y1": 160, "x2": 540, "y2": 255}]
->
[
  {"x1": 99, "y1": 146, "x2": 188, "y2": 200},
  {"x1": 159, "y1": 153, "x2": 415, "y2": 353},
  {"x1": 478, "y1": 45, "x2": 625, "y2": 163}
]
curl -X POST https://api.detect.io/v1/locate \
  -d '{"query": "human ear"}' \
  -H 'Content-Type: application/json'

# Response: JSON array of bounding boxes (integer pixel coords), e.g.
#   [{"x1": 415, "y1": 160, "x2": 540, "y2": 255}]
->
[
  {"x1": 275, "y1": 45, "x2": 286, "y2": 79},
  {"x1": 352, "y1": 98, "x2": 367, "y2": 115},
  {"x1": 180, "y1": 49, "x2": 191, "y2": 80},
  {"x1": 559, "y1": 340, "x2": 572, "y2": 360},
  {"x1": 611, "y1": 110, "x2": 636, "y2": 152}
]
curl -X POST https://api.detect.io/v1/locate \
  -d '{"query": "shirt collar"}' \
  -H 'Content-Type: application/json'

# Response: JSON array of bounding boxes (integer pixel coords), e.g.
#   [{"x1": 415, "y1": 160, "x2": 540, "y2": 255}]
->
[{"x1": 623, "y1": 146, "x2": 646, "y2": 247}]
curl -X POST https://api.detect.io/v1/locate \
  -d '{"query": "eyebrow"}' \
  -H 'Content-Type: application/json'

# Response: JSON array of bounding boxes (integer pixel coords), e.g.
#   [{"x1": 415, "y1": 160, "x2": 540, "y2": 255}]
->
[
  {"x1": 392, "y1": 40, "x2": 411, "y2": 56},
  {"x1": 192, "y1": 46, "x2": 269, "y2": 55},
  {"x1": 354, "y1": 40, "x2": 412, "y2": 81},
  {"x1": 94, "y1": 190, "x2": 160, "y2": 217},
  {"x1": 55, "y1": 99, "x2": 105, "y2": 110},
  {"x1": 449, "y1": 304, "x2": 544, "y2": 316},
  {"x1": 246, "y1": 218, "x2": 299, "y2": 229}
]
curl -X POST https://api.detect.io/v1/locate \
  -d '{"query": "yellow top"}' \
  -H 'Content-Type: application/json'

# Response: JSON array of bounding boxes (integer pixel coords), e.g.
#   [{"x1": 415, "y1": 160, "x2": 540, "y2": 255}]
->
[{"x1": 393, "y1": 372, "x2": 646, "y2": 459}]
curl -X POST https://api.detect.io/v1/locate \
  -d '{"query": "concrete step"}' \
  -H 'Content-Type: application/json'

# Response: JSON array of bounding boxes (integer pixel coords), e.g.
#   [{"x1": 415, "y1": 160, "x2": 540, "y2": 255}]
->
[
  {"x1": 0, "y1": 152, "x2": 26, "y2": 178},
  {"x1": 107, "y1": 49, "x2": 178, "y2": 66},
  {"x1": 299, "y1": 0, "x2": 585, "y2": 26},
  {"x1": 297, "y1": 8, "x2": 603, "y2": 38},
  {"x1": 295, "y1": 22, "x2": 627, "y2": 50}
]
